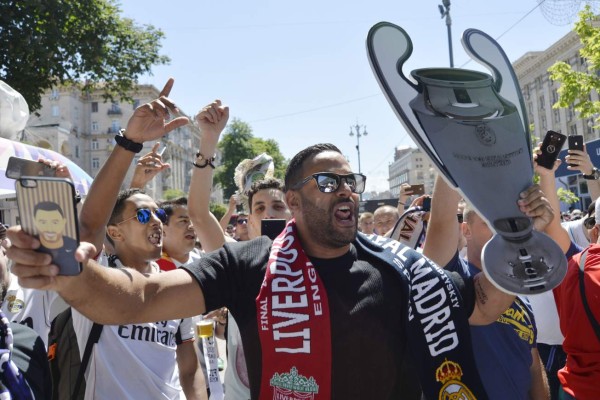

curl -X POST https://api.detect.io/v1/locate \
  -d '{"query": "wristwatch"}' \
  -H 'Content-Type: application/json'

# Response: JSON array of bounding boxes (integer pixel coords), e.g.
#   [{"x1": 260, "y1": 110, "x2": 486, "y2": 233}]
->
[
  {"x1": 114, "y1": 129, "x2": 143, "y2": 153},
  {"x1": 582, "y1": 167, "x2": 600, "y2": 180}
]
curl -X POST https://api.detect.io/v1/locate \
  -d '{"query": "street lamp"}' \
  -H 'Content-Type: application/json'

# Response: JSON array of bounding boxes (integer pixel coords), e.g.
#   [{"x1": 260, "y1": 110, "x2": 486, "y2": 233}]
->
[
  {"x1": 438, "y1": 0, "x2": 454, "y2": 68},
  {"x1": 349, "y1": 122, "x2": 367, "y2": 200}
]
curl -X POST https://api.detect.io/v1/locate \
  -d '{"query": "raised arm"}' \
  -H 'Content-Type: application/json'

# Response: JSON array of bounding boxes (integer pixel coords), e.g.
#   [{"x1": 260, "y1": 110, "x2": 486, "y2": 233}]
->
[
  {"x1": 565, "y1": 144, "x2": 600, "y2": 202},
  {"x1": 219, "y1": 196, "x2": 237, "y2": 232},
  {"x1": 534, "y1": 144, "x2": 571, "y2": 253},
  {"x1": 469, "y1": 185, "x2": 555, "y2": 325},
  {"x1": 6, "y1": 227, "x2": 206, "y2": 325},
  {"x1": 129, "y1": 142, "x2": 170, "y2": 189},
  {"x1": 187, "y1": 100, "x2": 230, "y2": 252},
  {"x1": 422, "y1": 175, "x2": 461, "y2": 266},
  {"x1": 79, "y1": 78, "x2": 189, "y2": 251}
]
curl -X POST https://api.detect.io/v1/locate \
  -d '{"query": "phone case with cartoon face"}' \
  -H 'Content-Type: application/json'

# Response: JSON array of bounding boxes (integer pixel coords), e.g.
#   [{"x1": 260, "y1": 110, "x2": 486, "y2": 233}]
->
[{"x1": 15, "y1": 177, "x2": 81, "y2": 276}]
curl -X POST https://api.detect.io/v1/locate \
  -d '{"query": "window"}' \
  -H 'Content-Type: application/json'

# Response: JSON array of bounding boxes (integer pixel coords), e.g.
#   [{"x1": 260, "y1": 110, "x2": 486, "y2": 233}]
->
[
  {"x1": 109, "y1": 102, "x2": 122, "y2": 114},
  {"x1": 541, "y1": 115, "x2": 547, "y2": 130},
  {"x1": 111, "y1": 119, "x2": 120, "y2": 132},
  {"x1": 91, "y1": 121, "x2": 98, "y2": 132},
  {"x1": 49, "y1": 89, "x2": 59, "y2": 100},
  {"x1": 528, "y1": 102, "x2": 533, "y2": 114},
  {"x1": 132, "y1": 99, "x2": 140, "y2": 109},
  {"x1": 539, "y1": 95, "x2": 545, "y2": 109},
  {"x1": 570, "y1": 124, "x2": 578, "y2": 136},
  {"x1": 75, "y1": 146, "x2": 79, "y2": 158},
  {"x1": 553, "y1": 109, "x2": 561, "y2": 123},
  {"x1": 92, "y1": 158, "x2": 100, "y2": 169},
  {"x1": 51, "y1": 105, "x2": 60, "y2": 117},
  {"x1": 91, "y1": 139, "x2": 99, "y2": 150},
  {"x1": 551, "y1": 89, "x2": 559, "y2": 104},
  {"x1": 91, "y1": 102, "x2": 98, "y2": 113}
]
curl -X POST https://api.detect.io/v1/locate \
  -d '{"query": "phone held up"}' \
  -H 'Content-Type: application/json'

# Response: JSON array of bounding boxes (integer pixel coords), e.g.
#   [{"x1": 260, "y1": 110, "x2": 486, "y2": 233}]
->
[
  {"x1": 15, "y1": 177, "x2": 82, "y2": 276},
  {"x1": 261, "y1": 219, "x2": 287, "y2": 240},
  {"x1": 6, "y1": 157, "x2": 55, "y2": 180},
  {"x1": 421, "y1": 197, "x2": 432, "y2": 212},
  {"x1": 537, "y1": 130, "x2": 567, "y2": 170},
  {"x1": 408, "y1": 184, "x2": 425, "y2": 195},
  {"x1": 567, "y1": 135, "x2": 584, "y2": 167}
]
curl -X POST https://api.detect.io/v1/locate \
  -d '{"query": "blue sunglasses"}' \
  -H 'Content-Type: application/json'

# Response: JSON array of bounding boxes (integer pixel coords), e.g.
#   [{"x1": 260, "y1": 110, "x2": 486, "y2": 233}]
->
[{"x1": 117, "y1": 208, "x2": 167, "y2": 225}]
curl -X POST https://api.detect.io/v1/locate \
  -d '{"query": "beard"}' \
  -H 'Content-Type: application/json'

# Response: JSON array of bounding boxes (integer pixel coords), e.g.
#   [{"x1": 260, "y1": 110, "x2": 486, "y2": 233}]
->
[{"x1": 299, "y1": 192, "x2": 358, "y2": 248}]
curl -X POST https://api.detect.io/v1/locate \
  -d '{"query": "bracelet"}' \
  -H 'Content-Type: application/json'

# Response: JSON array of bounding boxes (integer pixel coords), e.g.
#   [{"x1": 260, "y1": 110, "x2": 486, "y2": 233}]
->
[
  {"x1": 398, "y1": 201, "x2": 405, "y2": 205},
  {"x1": 193, "y1": 152, "x2": 216, "y2": 169},
  {"x1": 114, "y1": 129, "x2": 143, "y2": 153}
]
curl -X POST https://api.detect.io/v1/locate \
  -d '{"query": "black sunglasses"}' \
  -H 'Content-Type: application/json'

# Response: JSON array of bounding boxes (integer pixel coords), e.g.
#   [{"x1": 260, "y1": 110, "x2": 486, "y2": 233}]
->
[
  {"x1": 237, "y1": 218, "x2": 248, "y2": 225},
  {"x1": 117, "y1": 208, "x2": 167, "y2": 225},
  {"x1": 291, "y1": 172, "x2": 366, "y2": 194},
  {"x1": 584, "y1": 215, "x2": 596, "y2": 229}
]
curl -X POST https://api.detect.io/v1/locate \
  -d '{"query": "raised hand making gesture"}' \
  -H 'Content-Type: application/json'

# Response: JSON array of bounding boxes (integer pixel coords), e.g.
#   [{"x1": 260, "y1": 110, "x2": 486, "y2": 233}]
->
[{"x1": 125, "y1": 78, "x2": 190, "y2": 143}]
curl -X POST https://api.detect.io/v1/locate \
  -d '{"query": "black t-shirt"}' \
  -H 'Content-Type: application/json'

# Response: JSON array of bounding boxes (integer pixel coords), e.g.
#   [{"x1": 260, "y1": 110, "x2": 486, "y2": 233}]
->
[{"x1": 183, "y1": 236, "x2": 474, "y2": 400}]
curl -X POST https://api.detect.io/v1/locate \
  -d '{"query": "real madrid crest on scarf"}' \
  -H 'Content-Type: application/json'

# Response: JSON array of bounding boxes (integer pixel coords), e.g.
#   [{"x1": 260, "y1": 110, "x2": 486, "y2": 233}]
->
[{"x1": 436, "y1": 359, "x2": 477, "y2": 400}]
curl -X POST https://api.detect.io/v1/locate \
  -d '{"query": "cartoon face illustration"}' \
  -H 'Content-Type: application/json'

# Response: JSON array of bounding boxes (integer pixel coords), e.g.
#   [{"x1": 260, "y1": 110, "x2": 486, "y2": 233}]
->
[{"x1": 33, "y1": 202, "x2": 67, "y2": 248}]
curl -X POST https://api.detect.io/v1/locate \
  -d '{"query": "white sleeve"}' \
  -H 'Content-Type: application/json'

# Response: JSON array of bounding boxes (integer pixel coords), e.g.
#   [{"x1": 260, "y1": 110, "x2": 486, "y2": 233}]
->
[{"x1": 177, "y1": 317, "x2": 196, "y2": 344}]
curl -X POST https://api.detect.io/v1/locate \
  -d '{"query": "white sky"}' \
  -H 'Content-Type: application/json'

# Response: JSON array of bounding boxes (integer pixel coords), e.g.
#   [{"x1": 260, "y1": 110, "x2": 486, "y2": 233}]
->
[{"x1": 119, "y1": 0, "x2": 578, "y2": 192}]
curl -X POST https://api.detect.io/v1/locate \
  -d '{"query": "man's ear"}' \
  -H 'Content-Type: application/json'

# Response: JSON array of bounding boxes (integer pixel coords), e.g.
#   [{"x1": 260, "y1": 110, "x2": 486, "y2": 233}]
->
[
  {"x1": 106, "y1": 225, "x2": 125, "y2": 243},
  {"x1": 285, "y1": 191, "x2": 300, "y2": 211},
  {"x1": 461, "y1": 222, "x2": 471, "y2": 239}
]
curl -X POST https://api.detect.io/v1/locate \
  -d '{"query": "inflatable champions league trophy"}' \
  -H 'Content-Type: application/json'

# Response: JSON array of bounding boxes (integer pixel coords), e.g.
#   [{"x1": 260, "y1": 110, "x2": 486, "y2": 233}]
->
[{"x1": 366, "y1": 22, "x2": 567, "y2": 295}]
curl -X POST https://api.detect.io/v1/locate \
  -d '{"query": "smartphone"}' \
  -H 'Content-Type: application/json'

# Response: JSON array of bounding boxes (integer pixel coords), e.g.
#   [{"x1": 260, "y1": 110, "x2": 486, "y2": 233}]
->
[
  {"x1": 408, "y1": 184, "x2": 425, "y2": 195},
  {"x1": 568, "y1": 135, "x2": 584, "y2": 167},
  {"x1": 261, "y1": 219, "x2": 287, "y2": 240},
  {"x1": 6, "y1": 157, "x2": 55, "y2": 179},
  {"x1": 15, "y1": 177, "x2": 81, "y2": 276},
  {"x1": 422, "y1": 197, "x2": 431, "y2": 212},
  {"x1": 537, "y1": 130, "x2": 567, "y2": 170}
]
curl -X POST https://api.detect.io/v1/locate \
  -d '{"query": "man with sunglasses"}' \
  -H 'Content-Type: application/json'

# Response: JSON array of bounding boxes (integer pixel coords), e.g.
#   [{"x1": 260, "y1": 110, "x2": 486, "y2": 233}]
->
[
  {"x1": 234, "y1": 213, "x2": 250, "y2": 241},
  {"x1": 64, "y1": 79, "x2": 206, "y2": 399},
  {"x1": 7, "y1": 95, "x2": 552, "y2": 399}
]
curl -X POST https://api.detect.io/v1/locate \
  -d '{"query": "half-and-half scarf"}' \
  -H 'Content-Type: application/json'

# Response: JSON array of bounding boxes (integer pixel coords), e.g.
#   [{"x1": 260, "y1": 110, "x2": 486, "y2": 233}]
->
[{"x1": 256, "y1": 219, "x2": 487, "y2": 400}]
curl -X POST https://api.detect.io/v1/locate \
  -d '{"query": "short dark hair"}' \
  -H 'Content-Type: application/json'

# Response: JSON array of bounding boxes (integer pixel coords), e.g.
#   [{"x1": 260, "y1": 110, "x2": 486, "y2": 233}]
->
[
  {"x1": 107, "y1": 188, "x2": 146, "y2": 226},
  {"x1": 284, "y1": 143, "x2": 341, "y2": 192},
  {"x1": 34, "y1": 201, "x2": 64, "y2": 218},
  {"x1": 158, "y1": 197, "x2": 188, "y2": 224},
  {"x1": 247, "y1": 178, "x2": 284, "y2": 213}
]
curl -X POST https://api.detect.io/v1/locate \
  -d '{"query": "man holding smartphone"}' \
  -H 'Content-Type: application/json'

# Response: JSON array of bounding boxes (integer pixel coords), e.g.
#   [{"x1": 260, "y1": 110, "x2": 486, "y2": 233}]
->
[{"x1": 58, "y1": 79, "x2": 205, "y2": 399}]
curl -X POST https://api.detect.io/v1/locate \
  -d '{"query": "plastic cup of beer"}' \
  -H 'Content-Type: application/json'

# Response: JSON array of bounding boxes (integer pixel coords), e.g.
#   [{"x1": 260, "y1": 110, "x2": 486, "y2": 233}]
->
[{"x1": 196, "y1": 320, "x2": 214, "y2": 338}]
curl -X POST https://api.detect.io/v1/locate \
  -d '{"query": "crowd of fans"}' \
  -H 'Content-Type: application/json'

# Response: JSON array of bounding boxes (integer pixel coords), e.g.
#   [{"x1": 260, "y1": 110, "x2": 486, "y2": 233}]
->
[{"x1": 0, "y1": 80, "x2": 599, "y2": 400}]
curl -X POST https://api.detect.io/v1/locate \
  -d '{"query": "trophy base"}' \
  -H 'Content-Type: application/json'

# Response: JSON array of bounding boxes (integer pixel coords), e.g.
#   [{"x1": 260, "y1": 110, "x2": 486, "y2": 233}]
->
[{"x1": 481, "y1": 231, "x2": 567, "y2": 295}]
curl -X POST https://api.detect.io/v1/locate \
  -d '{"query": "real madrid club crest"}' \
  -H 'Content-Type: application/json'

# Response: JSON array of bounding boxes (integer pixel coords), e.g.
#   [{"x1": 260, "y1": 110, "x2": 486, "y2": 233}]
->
[{"x1": 436, "y1": 359, "x2": 477, "y2": 400}]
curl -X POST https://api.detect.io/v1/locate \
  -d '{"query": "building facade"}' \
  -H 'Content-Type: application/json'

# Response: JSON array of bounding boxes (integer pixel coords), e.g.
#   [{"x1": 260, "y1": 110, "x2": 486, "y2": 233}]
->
[
  {"x1": 23, "y1": 83, "x2": 223, "y2": 203},
  {"x1": 388, "y1": 146, "x2": 436, "y2": 197}
]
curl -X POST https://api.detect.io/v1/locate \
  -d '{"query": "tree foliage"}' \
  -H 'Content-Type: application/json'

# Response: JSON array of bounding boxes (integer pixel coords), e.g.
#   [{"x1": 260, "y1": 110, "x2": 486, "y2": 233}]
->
[
  {"x1": 548, "y1": 5, "x2": 600, "y2": 123},
  {"x1": 209, "y1": 203, "x2": 227, "y2": 221},
  {"x1": 162, "y1": 188, "x2": 185, "y2": 201},
  {"x1": 0, "y1": 0, "x2": 169, "y2": 111},
  {"x1": 215, "y1": 118, "x2": 288, "y2": 199}
]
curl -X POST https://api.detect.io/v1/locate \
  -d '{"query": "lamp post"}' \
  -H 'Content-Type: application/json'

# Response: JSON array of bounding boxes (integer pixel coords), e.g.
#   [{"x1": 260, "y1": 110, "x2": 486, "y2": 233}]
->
[
  {"x1": 438, "y1": 0, "x2": 454, "y2": 68},
  {"x1": 349, "y1": 122, "x2": 367, "y2": 200}
]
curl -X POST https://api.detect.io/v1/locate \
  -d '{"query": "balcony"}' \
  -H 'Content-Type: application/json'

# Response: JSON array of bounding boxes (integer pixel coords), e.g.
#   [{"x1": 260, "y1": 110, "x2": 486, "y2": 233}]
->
[{"x1": 107, "y1": 107, "x2": 122, "y2": 115}]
